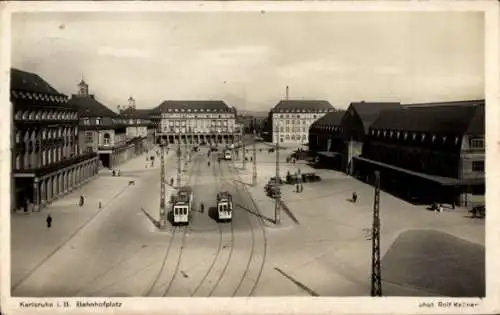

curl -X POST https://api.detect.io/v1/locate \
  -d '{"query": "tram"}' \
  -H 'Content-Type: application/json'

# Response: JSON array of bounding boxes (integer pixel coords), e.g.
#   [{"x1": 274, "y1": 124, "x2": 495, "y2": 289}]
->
[
  {"x1": 216, "y1": 191, "x2": 233, "y2": 222},
  {"x1": 172, "y1": 186, "x2": 193, "y2": 225},
  {"x1": 224, "y1": 149, "x2": 232, "y2": 160}
]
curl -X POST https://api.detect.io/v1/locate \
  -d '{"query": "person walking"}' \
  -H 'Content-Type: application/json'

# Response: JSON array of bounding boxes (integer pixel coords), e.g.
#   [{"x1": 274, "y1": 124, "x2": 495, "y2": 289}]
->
[
  {"x1": 300, "y1": 183, "x2": 303, "y2": 193},
  {"x1": 200, "y1": 202, "x2": 204, "y2": 213},
  {"x1": 352, "y1": 192, "x2": 358, "y2": 203},
  {"x1": 46, "y1": 214, "x2": 52, "y2": 228},
  {"x1": 99, "y1": 201, "x2": 102, "y2": 209},
  {"x1": 79, "y1": 195, "x2": 85, "y2": 207}
]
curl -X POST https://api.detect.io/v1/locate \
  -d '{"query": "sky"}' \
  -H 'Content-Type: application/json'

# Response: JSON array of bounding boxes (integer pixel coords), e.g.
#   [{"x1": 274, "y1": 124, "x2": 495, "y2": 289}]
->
[{"x1": 11, "y1": 11, "x2": 484, "y2": 112}]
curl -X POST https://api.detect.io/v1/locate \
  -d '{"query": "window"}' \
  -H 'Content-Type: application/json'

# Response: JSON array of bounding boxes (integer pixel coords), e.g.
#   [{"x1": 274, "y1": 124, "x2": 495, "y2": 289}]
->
[
  {"x1": 103, "y1": 133, "x2": 111, "y2": 145},
  {"x1": 85, "y1": 132, "x2": 93, "y2": 143},
  {"x1": 470, "y1": 138, "x2": 485, "y2": 149},
  {"x1": 472, "y1": 161, "x2": 484, "y2": 172}
]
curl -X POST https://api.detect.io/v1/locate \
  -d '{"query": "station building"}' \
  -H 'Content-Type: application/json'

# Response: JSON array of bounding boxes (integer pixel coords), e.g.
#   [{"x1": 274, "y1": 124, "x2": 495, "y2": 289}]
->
[
  {"x1": 354, "y1": 100, "x2": 485, "y2": 206},
  {"x1": 309, "y1": 101, "x2": 400, "y2": 172},
  {"x1": 11, "y1": 68, "x2": 99, "y2": 212},
  {"x1": 270, "y1": 100, "x2": 335, "y2": 146},
  {"x1": 152, "y1": 100, "x2": 239, "y2": 145},
  {"x1": 118, "y1": 96, "x2": 155, "y2": 153},
  {"x1": 68, "y1": 80, "x2": 144, "y2": 169}
]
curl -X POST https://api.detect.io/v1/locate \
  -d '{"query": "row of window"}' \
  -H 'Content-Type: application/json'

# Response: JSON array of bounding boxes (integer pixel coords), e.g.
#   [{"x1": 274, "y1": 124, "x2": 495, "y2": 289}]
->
[
  {"x1": 15, "y1": 128, "x2": 77, "y2": 143},
  {"x1": 14, "y1": 110, "x2": 77, "y2": 121},
  {"x1": 277, "y1": 134, "x2": 308, "y2": 142},
  {"x1": 368, "y1": 130, "x2": 487, "y2": 149},
  {"x1": 162, "y1": 113, "x2": 234, "y2": 119},
  {"x1": 472, "y1": 161, "x2": 485, "y2": 172},
  {"x1": 165, "y1": 120, "x2": 233, "y2": 127},
  {"x1": 163, "y1": 108, "x2": 233, "y2": 113},
  {"x1": 12, "y1": 90, "x2": 67, "y2": 103},
  {"x1": 13, "y1": 145, "x2": 77, "y2": 170},
  {"x1": 274, "y1": 118, "x2": 317, "y2": 124},
  {"x1": 274, "y1": 127, "x2": 308, "y2": 133},
  {"x1": 161, "y1": 127, "x2": 234, "y2": 133}
]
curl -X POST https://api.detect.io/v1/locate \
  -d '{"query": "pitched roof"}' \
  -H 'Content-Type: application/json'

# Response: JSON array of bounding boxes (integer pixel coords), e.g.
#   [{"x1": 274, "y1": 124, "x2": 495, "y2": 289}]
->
[
  {"x1": 465, "y1": 104, "x2": 485, "y2": 135},
  {"x1": 152, "y1": 100, "x2": 233, "y2": 114},
  {"x1": 348, "y1": 101, "x2": 401, "y2": 132},
  {"x1": 11, "y1": 68, "x2": 65, "y2": 97},
  {"x1": 68, "y1": 95, "x2": 118, "y2": 117},
  {"x1": 311, "y1": 110, "x2": 346, "y2": 127},
  {"x1": 271, "y1": 100, "x2": 334, "y2": 112},
  {"x1": 369, "y1": 104, "x2": 482, "y2": 135},
  {"x1": 402, "y1": 99, "x2": 484, "y2": 108},
  {"x1": 120, "y1": 107, "x2": 152, "y2": 119}
]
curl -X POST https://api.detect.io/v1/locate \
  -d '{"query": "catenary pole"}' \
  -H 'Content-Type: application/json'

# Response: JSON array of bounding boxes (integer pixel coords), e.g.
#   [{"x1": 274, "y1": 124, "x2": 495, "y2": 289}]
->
[{"x1": 371, "y1": 170, "x2": 382, "y2": 296}]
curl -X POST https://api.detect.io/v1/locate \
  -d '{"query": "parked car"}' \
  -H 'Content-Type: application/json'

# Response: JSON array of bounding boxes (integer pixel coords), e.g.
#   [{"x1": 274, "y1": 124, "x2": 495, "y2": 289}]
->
[
  {"x1": 301, "y1": 172, "x2": 321, "y2": 183},
  {"x1": 469, "y1": 205, "x2": 485, "y2": 218}
]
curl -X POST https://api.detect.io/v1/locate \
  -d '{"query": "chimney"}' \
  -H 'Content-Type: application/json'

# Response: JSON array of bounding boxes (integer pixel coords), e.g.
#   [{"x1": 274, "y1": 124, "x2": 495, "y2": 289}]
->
[{"x1": 286, "y1": 86, "x2": 289, "y2": 100}]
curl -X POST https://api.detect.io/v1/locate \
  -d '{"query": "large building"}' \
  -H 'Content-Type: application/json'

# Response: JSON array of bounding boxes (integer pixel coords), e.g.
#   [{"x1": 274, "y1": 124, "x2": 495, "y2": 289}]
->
[
  {"x1": 309, "y1": 101, "x2": 401, "y2": 173},
  {"x1": 118, "y1": 96, "x2": 155, "y2": 152},
  {"x1": 11, "y1": 69, "x2": 99, "y2": 212},
  {"x1": 152, "y1": 100, "x2": 239, "y2": 145},
  {"x1": 68, "y1": 80, "x2": 144, "y2": 169},
  {"x1": 354, "y1": 100, "x2": 485, "y2": 206},
  {"x1": 269, "y1": 100, "x2": 335, "y2": 145}
]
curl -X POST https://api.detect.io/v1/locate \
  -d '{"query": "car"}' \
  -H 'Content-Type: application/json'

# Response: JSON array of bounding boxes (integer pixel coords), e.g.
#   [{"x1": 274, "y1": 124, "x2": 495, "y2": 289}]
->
[{"x1": 301, "y1": 173, "x2": 321, "y2": 183}]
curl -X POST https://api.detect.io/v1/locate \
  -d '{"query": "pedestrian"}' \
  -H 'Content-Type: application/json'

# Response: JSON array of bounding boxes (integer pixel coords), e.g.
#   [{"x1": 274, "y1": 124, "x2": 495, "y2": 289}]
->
[
  {"x1": 300, "y1": 183, "x2": 303, "y2": 193},
  {"x1": 200, "y1": 202, "x2": 204, "y2": 213},
  {"x1": 99, "y1": 201, "x2": 102, "y2": 209},
  {"x1": 170, "y1": 178, "x2": 174, "y2": 186},
  {"x1": 438, "y1": 204, "x2": 443, "y2": 213},
  {"x1": 352, "y1": 192, "x2": 358, "y2": 203},
  {"x1": 46, "y1": 214, "x2": 52, "y2": 228},
  {"x1": 208, "y1": 161, "x2": 211, "y2": 167},
  {"x1": 79, "y1": 195, "x2": 85, "y2": 207},
  {"x1": 296, "y1": 183, "x2": 300, "y2": 193}
]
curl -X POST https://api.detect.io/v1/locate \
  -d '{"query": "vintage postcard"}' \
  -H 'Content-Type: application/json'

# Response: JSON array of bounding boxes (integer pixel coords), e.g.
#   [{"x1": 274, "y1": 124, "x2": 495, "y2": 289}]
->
[{"x1": 0, "y1": 1, "x2": 499, "y2": 314}]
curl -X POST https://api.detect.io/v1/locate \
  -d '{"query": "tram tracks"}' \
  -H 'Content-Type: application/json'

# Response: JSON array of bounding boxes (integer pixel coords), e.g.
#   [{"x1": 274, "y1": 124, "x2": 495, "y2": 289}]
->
[
  {"x1": 145, "y1": 150, "x2": 201, "y2": 297},
  {"x1": 226, "y1": 161, "x2": 268, "y2": 297},
  {"x1": 190, "y1": 155, "x2": 235, "y2": 297}
]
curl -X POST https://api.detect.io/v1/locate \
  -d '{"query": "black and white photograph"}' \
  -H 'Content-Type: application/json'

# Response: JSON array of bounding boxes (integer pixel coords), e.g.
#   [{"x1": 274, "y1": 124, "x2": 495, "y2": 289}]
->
[{"x1": 1, "y1": 1, "x2": 499, "y2": 314}]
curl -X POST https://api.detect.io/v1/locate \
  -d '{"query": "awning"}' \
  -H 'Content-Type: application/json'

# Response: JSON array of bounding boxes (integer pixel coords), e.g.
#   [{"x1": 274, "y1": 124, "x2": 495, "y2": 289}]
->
[
  {"x1": 353, "y1": 156, "x2": 484, "y2": 187},
  {"x1": 317, "y1": 151, "x2": 341, "y2": 158}
]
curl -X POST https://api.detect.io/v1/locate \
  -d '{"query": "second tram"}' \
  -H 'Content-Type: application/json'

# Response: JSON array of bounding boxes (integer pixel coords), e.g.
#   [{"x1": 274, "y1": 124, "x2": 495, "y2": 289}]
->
[
  {"x1": 216, "y1": 191, "x2": 233, "y2": 222},
  {"x1": 172, "y1": 186, "x2": 193, "y2": 225}
]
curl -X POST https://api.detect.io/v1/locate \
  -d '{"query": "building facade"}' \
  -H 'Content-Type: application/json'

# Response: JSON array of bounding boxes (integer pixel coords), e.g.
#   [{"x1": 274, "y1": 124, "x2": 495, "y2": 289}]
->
[
  {"x1": 69, "y1": 80, "x2": 144, "y2": 169},
  {"x1": 270, "y1": 100, "x2": 335, "y2": 145},
  {"x1": 119, "y1": 96, "x2": 155, "y2": 153},
  {"x1": 353, "y1": 100, "x2": 485, "y2": 206},
  {"x1": 308, "y1": 111, "x2": 346, "y2": 169},
  {"x1": 152, "y1": 100, "x2": 239, "y2": 145},
  {"x1": 11, "y1": 69, "x2": 99, "y2": 212}
]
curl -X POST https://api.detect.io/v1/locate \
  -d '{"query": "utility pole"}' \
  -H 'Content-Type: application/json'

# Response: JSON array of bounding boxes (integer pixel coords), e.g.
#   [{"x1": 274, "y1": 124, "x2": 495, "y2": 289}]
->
[
  {"x1": 371, "y1": 170, "x2": 382, "y2": 297},
  {"x1": 252, "y1": 130, "x2": 257, "y2": 186},
  {"x1": 176, "y1": 142, "x2": 182, "y2": 189},
  {"x1": 159, "y1": 138, "x2": 166, "y2": 228},
  {"x1": 274, "y1": 116, "x2": 281, "y2": 225},
  {"x1": 242, "y1": 142, "x2": 246, "y2": 169}
]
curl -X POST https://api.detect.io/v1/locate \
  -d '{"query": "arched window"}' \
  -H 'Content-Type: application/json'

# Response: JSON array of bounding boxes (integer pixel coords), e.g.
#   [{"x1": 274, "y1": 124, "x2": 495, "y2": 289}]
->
[
  {"x1": 42, "y1": 130, "x2": 47, "y2": 139},
  {"x1": 28, "y1": 112, "x2": 35, "y2": 120},
  {"x1": 103, "y1": 133, "x2": 111, "y2": 145},
  {"x1": 22, "y1": 111, "x2": 29, "y2": 120},
  {"x1": 24, "y1": 131, "x2": 30, "y2": 141},
  {"x1": 15, "y1": 131, "x2": 21, "y2": 143},
  {"x1": 41, "y1": 111, "x2": 47, "y2": 119},
  {"x1": 35, "y1": 111, "x2": 41, "y2": 120},
  {"x1": 15, "y1": 111, "x2": 22, "y2": 120}
]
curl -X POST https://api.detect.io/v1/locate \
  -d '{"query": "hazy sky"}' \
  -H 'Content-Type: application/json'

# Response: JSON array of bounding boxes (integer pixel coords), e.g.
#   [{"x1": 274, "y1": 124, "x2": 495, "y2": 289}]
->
[{"x1": 11, "y1": 11, "x2": 484, "y2": 111}]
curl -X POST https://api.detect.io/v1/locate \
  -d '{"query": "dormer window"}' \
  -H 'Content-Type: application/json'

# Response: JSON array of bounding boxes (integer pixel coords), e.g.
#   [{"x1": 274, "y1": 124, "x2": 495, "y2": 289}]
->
[
  {"x1": 412, "y1": 133, "x2": 417, "y2": 140},
  {"x1": 404, "y1": 132, "x2": 408, "y2": 140},
  {"x1": 421, "y1": 134, "x2": 425, "y2": 141},
  {"x1": 432, "y1": 135, "x2": 436, "y2": 142}
]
